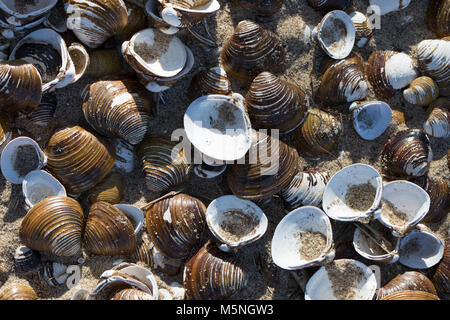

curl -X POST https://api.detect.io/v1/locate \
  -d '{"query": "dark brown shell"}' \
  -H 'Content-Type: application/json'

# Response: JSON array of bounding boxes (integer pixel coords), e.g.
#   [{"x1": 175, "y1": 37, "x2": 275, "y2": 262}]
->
[
  {"x1": 227, "y1": 129, "x2": 300, "y2": 200},
  {"x1": 307, "y1": 0, "x2": 352, "y2": 13},
  {"x1": 221, "y1": 20, "x2": 286, "y2": 84},
  {"x1": 412, "y1": 176, "x2": 449, "y2": 223},
  {"x1": 145, "y1": 193, "x2": 206, "y2": 260},
  {"x1": 0, "y1": 285, "x2": 38, "y2": 300},
  {"x1": 132, "y1": 233, "x2": 154, "y2": 267},
  {"x1": 233, "y1": 0, "x2": 283, "y2": 16},
  {"x1": 88, "y1": 172, "x2": 126, "y2": 205},
  {"x1": 188, "y1": 66, "x2": 232, "y2": 100},
  {"x1": 46, "y1": 126, "x2": 116, "y2": 195},
  {"x1": 245, "y1": 72, "x2": 309, "y2": 133},
  {"x1": 376, "y1": 271, "x2": 437, "y2": 300},
  {"x1": 381, "y1": 129, "x2": 432, "y2": 178},
  {"x1": 26, "y1": 92, "x2": 57, "y2": 126},
  {"x1": 83, "y1": 201, "x2": 137, "y2": 256},
  {"x1": 379, "y1": 290, "x2": 440, "y2": 300},
  {"x1": 293, "y1": 107, "x2": 342, "y2": 155},
  {"x1": 433, "y1": 238, "x2": 449, "y2": 294},
  {"x1": 427, "y1": 0, "x2": 450, "y2": 38},
  {"x1": 184, "y1": 241, "x2": 247, "y2": 300}
]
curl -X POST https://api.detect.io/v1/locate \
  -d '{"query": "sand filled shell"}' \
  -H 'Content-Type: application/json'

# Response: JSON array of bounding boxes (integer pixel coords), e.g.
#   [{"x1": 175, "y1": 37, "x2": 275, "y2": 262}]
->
[{"x1": 19, "y1": 196, "x2": 84, "y2": 256}]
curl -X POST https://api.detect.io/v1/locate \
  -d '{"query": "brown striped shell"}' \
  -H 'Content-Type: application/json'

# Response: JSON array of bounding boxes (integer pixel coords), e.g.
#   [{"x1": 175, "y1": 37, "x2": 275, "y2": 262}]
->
[
  {"x1": 132, "y1": 233, "x2": 154, "y2": 267},
  {"x1": 87, "y1": 172, "x2": 126, "y2": 205},
  {"x1": 110, "y1": 288, "x2": 154, "y2": 300},
  {"x1": 245, "y1": 72, "x2": 310, "y2": 133},
  {"x1": 403, "y1": 76, "x2": 440, "y2": 106},
  {"x1": 19, "y1": 196, "x2": 84, "y2": 256},
  {"x1": 427, "y1": 0, "x2": 450, "y2": 38},
  {"x1": 86, "y1": 49, "x2": 122, "y2": 77},
  {"x1": 221, "y1": 20, "x2": 286, "y2": 84},
  {"x1": 433, "y1": 238, "x2": 449, "y2": 294},
  {"x1": 184, "y1": 241, "x2": 247, "y2": 300},
  {"x1": 0, "y1": 60, "x2": 42, "y2": 114},
  {"x1": 165, "y1": 0, "x2": 213, "y2": 9},
  {"x1": 381, "y1": 129, "x2": 432, "y2": 178},
  {"x1": 376, "y1": 271, "x2": 437, "y2": 299},
  {"x1": 138, "y1": 135, "x2": 193, "y2": 193},
  {"x1": 293, "y1": 108, "x2": 343, "y2": 155},
  {"x1": 82, "y1": 79, "x2": 153, "y2": 145},
  {"x1": 424, "y1": 97, "x2": 449, "y2": 138},
  {"x1": 227, "y1": 129, "x2": 300, "y2": 200},
  {"x1": 84, "y1": 201, "x2": 137, "y2": 256},
  {"x1": 188, "y1": 66, "x2": 232, "y2": 100},
  {"x1": 379, "y1": 290, "x2": 440, "y2": 300},
  {"x1": 350, "y1": 11, "x2": 373, "y2": 48},
  {"x1": 46, "y1": 126, "x2": 116, "y2": 195},
  {"x1": 317, "y1": 55, "x2": 368, "y2": 106},
  {"x1": 0, "y1": 285, "x2": 38, "y2": 300},
  {"x1": 0, "y1": 112, "x2": 11, "y2": 151},
  {"x1": 116, "y1": 1, "x2": 148, "y2": 41},
  {"x1": 25, "y1": 92, "x2": 57, "y2": 127},
  {"x1": 66, "y1": 0, "x2": 128, "y2": 48},
  {"x1": 145, "y1": 193, "x2": 206, "y2": 260},
  {"x1": 307, "y1": 0, "x2": 352, "y2": 12},
  {"x1": 412, "y1": 176, "x2": 449, "y2": 223}
]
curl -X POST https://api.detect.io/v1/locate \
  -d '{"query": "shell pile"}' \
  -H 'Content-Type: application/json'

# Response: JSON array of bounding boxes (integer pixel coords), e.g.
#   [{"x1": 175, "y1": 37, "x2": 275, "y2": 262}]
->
[{"x1": 0, "y1": 0, "x2": 448, "y2": 302}]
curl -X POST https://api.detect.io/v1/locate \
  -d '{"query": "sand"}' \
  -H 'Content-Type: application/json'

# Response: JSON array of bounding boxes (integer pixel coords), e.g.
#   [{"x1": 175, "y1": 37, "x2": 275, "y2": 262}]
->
[{"x1": 0, "y1": 0, "x2": 449, "y2": 300}]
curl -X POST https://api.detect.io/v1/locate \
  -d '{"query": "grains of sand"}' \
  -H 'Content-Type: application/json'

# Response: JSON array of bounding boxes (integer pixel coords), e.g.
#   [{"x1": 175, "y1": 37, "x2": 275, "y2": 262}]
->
[
  {"x1": 345, "y1": 182, "x2": 377, "y2": 211},
  {"x1": 134, "y1": 32, "x2": 173, "y2": 63},
  {"x1": 325, "y1": 260, "x2": 366, "y2": 300},
  {"x1": 382, "y1": 199, "x2": 409, "y2": 227},
  {"x1": 296, "y1": 230, "x2": 327, "y2": 261},
  {"x1": 217, "y1": 210, "x2": 258, "y2": 242}
]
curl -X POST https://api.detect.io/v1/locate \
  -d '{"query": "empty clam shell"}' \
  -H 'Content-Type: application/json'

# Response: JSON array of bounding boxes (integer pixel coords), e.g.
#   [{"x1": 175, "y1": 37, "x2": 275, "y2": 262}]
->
[
  {"x1": 245, "y1": 72, "x2": 310, "y2": 134},
  {"x1": 427, "y1": 0, "x2": 450, "y2": 38},
  {"x1": 379, "y1": 289, "x2": 439, "y2": 300},
  {"x1": 305, "y1": 259, "x2": 377, "y2": 300},
  {"x1": 22, "y1": 169, "x2": 67, "y2": 209},
  {"x1": 369, "y1": 0, "x2": 411, "y2": 15},
  {"x1": 350, "y1": 11, "x2": 373, "y2": 48},
  {"x1": 349, "y1": 101, "x2": 392, "y2": 140},
  {"x1": 1, "y1": 136, "x2": 47, "y2": 184},
  {"x1": 432, "y1": 238, "x2": 449, "y2": 294},
  {"x1": 66, "y1": 0, "x2": 128, "y2": 48},
  {"x1": 88, "y1": 172, "x2": 126, "y2": 205},
  {"x1": 184, "y1": 93, "x2": 252, "y2": 162},
  {"x1": 67, "y1": 42, "x2": 89, "y2": 83},
  {"x1": 322, "y1": 163, "x2": 383, "y2": 222},
  {"x1": 183, "y1": 241, "x2": 247, "y2": 300},
  {"x1": 293, "y1": 108, "x2": 342, "y2": 155},
  {"x1": 403, "y1": 76, "x2": 439, "y2": 106},
  {"x1": 398, "y1": 228, "x2": 444, "y2": 269},
  {"x1": 381, "y1": 129, "x2": 433, "y2": 178},
  {"x1": 14, "y1": 245, "x2": 41, "y2": 272},
  {"x1": 221, "y1": 20, "x2": 286, "y2": 83},
  {"x1": 280, "y1": 169, "x2": 330, "y2": 210},
  {"x1": 145, "y1": 193, "x2": 206, "y2": 260},
  {"x1": 46, "y1": 126, "x2": 116, "y2": 195},
  {"x1": 0, "y1": 0, "x2": 57, "y2": 26},
  {"x1": 312, "y1": 10, "x2": 355, "y2": 60},
  {"x1": 82, "y1": 79, "x2": 153, "y2": 145},
  {"x1": 412, "y1": 176, "x2": 449, "y2": 223},
  {"x1": 0, "y1": 60, "x2": 42, "y2": 113},
  {"x1": 206, "y1": 195, "x2": 268, "y2": 251},
  {"x1": 138, "y1": 135, "x2": 193, "y2": 193},
  {"x1": 307, "y1": 0, "x2": 351, "y2": 12},
  {"x1": 423, "y1": 97, "x2": 450, "y2": 138},
  {"x1": 272, "y1": 206, "x2": 334, "y2": 270},
  {"x1": 376, "y1": 271, "x2": 437, "y2": 299},
  {"x1": 0, "y1": 285, "x2": 38, "y2": 300},
  {"x1": 158, "y1": 0, "x2": 220, "y2": 28},
  {"x1": 188, "y1": 66, "x2": 232, "y2": 101},
  {"x1": 19, "y1": 196, "x2": 84, "y2": 256},
  {"x1": 84, "y1": 201, "x2": 137, "y2": 256}
]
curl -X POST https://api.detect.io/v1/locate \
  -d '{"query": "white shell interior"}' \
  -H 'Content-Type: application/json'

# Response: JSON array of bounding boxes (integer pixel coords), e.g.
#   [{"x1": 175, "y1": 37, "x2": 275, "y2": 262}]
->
[
  {"x1": 353, "y1": 224, "x2": 400, "y2": 263},
  {"x1": 184, "y1": 94, "x2": 252, "y2": 162},
  {"x1": 0, "y1": 137, "x2": 46, "y2": 184},
  {"x1": 398, "y1": 229, "x2": 444, "y2": 269},
  {"x1": 369, "y1": 0, "x2": 411, "y2": 16},
  {"x1": 114, "y1": 264, "x2": 159, "y2": 299},
  {"x1": 322, "y1": 163, "x2": 383, "y2": 222},
  {"x1": 350, "y1": 101, "x2": 392, "y2": 140},
  {"x1": 271, "y1": 206, "x2": 334, "y2": 270},
  {"x1": 68, "y1": 42, "x2": 89, "y2": 83},
  {"x1": 145, "y1": 0, "x2": 179, "y2": 34},
  {"x1": 317, "y1": 10, "x2": 355, "y2": 59},
  {"x1": 384, "y1": 52, "x2": 418, "y2": 90},
  {"x1": 206, "y1": 195, "x2": 268, "y2": 249},
  {"x1": 194, "y1": 163, "x2": 227, "y2": 179},
  {"x1": 378, "y1": 180, "x2": 430, "y2": 237},
  {"x1": 114, "y1": 204, "x2": 144, "y2": 235},
  {"x1": 305, "y1": 259, "x2": 377, "y2": 300},
  {"x1": 22, "y1": 170, "x2": 66, "y2": 208}
]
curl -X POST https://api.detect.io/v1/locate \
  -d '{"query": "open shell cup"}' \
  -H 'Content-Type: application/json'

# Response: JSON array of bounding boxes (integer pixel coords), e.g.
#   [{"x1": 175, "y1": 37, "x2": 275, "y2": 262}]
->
[
  {"x1": 184, "y1": 93, "x2": 252, "y2": 163},
  {"x1": 145, "y1": 0, "x2": 179, "y2": 34},
  {"x1": 206, "y1": 195, "x2": 268, "y2": 251},
  {"x1": 271, "y1": 206, "x2": 334, "y2": 270},
  {"x1": 22, "y1": 169, "x2": 66, "y2": 209},
  {"x1": 67, "y1": 42, "x2": 89, "y2": 84},
  {"x1": 0, "y1": 0, "x2": 57, "y2": 26},
  {"x1": 305, "y1": 259, "x2": 378, "y2": 300},
  {"x1": 0, "y1": 136, "x2": 47, "y2": 184},
  {"x1": 158, "y1": 0, "x2": 220, "y2": 28},
  {"x1": 38, "y1": 261, "x2": 68, "y2": 287},
  {"x1": 398, "y1": 227, "x2": 444, "y2": 269},
  {"x1": 322, "y1": 163, "x2": 383, "y2": 223},
  {"x1": 350, "y1": 101, "x2": 392, "y2": 141},
  {"x1": 313, "y1": 10, "x2": 356, "y2": 60}
]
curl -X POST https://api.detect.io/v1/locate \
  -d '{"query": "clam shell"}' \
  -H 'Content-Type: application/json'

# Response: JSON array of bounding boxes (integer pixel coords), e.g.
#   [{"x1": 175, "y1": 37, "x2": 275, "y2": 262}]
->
[
  {"x1": 412, "y1": 176, "x2": 449, "y2": 223},
  {"x1": 432, "y1": 238, "x2": 449, "y2": 294},
  {"x1": 26, "y1": 92, "x2": 57, "y2": 126},
  {"x1": 138, "y1": 135, "x2": 193, "y2": 193},
  {"x1": 376, "y1": 271, "x2": 437, "y2": 299},
  {"x1": 245, "y1": 72, "x2": 309, "y2": 134},
  {"x1": 84, "y1": 201, "x2": 137, "y2": 256},
  {"x1": 117, "y1": 1, "x2": 148, "y2": 41},
  {"x1": 293, "y1": 108, "x2": 342, "y2": 155},
  {"x1": 0, "y1": 60, "x2": 42, "y2": 113},
  {"x1": 188, "y1": 66, "x2": 232, "y2": 101},
  {"x1": 66, "y1": 0, "x2": 128, "y2": 48},
  {"x1": 145, "y1": 0, "x2": 179, "y2": 34},
  {"x1": 82, "y1": 79, "x2": 153, "y2": 145},
  {"x1": 88, "y1": 172, "x2": 126, "y2": 205},
  {"x1": 369, "y1": 0, "x2": 411, "y2": 15},
  {"x1": 158, "y1": 0, "x2": 220, "y2": 28},
  {"x1": 22, "y1": 169, "x2": 67, "y2": 209},
  {"x1": 403, "y1": 76, "x2": 439, "y2": 106},
  {"x1": 427, "y1": 0, "x2": 450, "y2": 38},
  {"x1": 19, "y1": 196, "x2": 84, "y2": 256},
  {"x1": 423, "y1": 97, "x2": 450, "y2": 138},
  {"x1": 183, "y1": 241, "x2": 247, "y2": 300},
  {"x1": 37, "y1": 261, "x2": 68, "y2": 287},
  {"x1": 221, "y1": 20, "x2": 286, "y2": 83},
  {"x1": 110, "y1": 288, "x2": 154, "y2": 300},
  {"x1": 381, "y1": 129, "x2": 433, "y2": 178},
  {"x1": 366, "y1": 50, "x2": 418, "y2": 99},
  {"x1": 145, "y1": 193, "x2": 206, "y2": 260},
  {"x1": 115, "y1": 204, "x2": 145, "y2": 235},
  {"x1": 14, "y1": 245, "x2": 41, "y2": 272},
  {"x1": 307, "y1": 0, "x2": 352, "y2": 12},
  {"x1": 271, "y1": 206, "x2": 335, "y2": 270},
  {"x1": 0, "y1": 0, "x2": 57, "y2": 26},
  {"x1": 227, "y1": 129, "x2": 300, "y2": 200},
  {"x1": 0, "y1": 285, "x2": 38, "y2": 300},
  {"x1": 132, "y1": 233, "x2": 154, "y2": 267},
  {"x1": 349, "y1": 11, "x2": 373, "y2": 48},
  {"x1": 379, "y1": 290, "x2": 439, "y2": 300},
  {"x1": 43, "y1": 0, "x2": 67, "y2": 33},
  {"x1": 86, "y1": 49, "x2": 122, "y2": 78},
  {"x1": 68, "y1": 42, "x2": 89, "y2": 83},
  {"x1": 350, "y1": 101, "x2": 392, "y2": 141},
  {"x1": 46, "y1": 126, "x2": 116, "y2": 195},
  {"x1": 417, "y1": 38, "x2": 450, "y2": 97}
]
